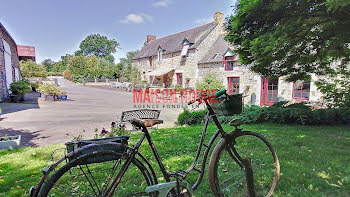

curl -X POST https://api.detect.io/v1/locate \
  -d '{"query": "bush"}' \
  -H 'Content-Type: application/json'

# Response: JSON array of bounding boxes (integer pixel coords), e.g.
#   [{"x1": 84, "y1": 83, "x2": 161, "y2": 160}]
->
[
  {"x1": 196, "y1": 72, "x2": 224, "y2": 90},
  {"x1": 235, "y1": 102, "x2": 350, "y2": 125},
  {"x1": 9, "y1": 81, "x2": 31, "y2": 95},
  {"x1": 63, "y1": 70, "x2": 72, "y2": 81},
  {"x1": 37, "y1": 84, "x2": 61, "y2": 95},
  {"x1": 177, "y1": 109, "x2": 207, "y2": 125},
  {"x1": 20, "y1": 60, "x2": 48, "y2": 79}
]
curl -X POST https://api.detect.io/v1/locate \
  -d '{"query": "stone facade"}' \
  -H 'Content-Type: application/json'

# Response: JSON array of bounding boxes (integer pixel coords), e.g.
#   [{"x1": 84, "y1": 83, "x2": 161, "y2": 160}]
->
[
  {"x1": 132, "y1": 13, "x2": 325, "y2": 106},
  {"x1": 0, "y1": 23, "x2": 20, "y2": 100},
  {"x1": 132, "y1": 18, "x2": 225, "y2": 88}
]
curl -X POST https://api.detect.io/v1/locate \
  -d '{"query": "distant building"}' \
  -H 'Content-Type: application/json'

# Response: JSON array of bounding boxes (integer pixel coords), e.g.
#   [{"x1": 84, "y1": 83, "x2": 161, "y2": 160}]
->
[
  {"x1": 0, "y1": 22, "x2": 21, "y2": 100},
  {"x1": 17, "y1": 45, "x2": 36, "y2": 62}
]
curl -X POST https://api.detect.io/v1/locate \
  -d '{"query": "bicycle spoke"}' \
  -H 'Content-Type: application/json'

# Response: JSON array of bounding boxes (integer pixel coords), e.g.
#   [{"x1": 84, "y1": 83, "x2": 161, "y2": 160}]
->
[
  {"x1": 85, "y1": 164, "x2": 102, "y2": 195},
  {"x1": 79, "y1": 165, "x2": 99, "y2": 197}
]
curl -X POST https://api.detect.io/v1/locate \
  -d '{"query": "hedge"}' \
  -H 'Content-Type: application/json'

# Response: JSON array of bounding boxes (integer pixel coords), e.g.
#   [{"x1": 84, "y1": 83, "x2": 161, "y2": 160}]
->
[{"x1": 177, "y1": 102, "x2": 350, "y2": 126}]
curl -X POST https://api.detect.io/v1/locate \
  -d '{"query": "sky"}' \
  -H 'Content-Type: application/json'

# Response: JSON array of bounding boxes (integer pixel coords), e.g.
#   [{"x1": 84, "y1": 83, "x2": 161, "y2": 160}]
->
[{"x1": 0, "y1": 0, "x2": 235, "y2": 63}]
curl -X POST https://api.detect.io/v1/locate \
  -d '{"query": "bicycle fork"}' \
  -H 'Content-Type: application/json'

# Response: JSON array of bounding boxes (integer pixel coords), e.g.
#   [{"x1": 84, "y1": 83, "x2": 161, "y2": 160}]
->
[
  {"x1": 226, "y1": 139, "x2": 256, "y2": 197},
  {"x1": 244, "y1": 158, "x2": 256, "y2": 197}
]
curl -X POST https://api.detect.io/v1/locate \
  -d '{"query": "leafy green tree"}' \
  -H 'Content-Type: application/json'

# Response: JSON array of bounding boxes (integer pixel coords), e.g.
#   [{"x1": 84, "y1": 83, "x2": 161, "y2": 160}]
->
[
  {"x1": 226, "y1": 0, "x2": 350, "y2": 107},
  {"x1": 119, "y1": 50, "x2": 139, "y2": 68},
  {"x1": 67, "y1": 55, "x2": 97, "y2": 82},
  {"x1": 75, "y1": 34, "x2": 120, "y2": 63},
  {"x1": 20, "y1": 60, "x2": 48, "y2": 79},
  {"x1": 41, "y1": 59, "x2": 55, "y2": 72},
  {"x1": 196, "y1": 72, "x2": 224, "y2": 90}
]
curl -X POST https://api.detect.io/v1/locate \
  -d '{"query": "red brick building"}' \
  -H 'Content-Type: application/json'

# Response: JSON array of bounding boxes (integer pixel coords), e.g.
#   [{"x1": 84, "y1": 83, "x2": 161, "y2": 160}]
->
[{"x1": 0, "y1": 22, "x2": 21, "y2": 100}]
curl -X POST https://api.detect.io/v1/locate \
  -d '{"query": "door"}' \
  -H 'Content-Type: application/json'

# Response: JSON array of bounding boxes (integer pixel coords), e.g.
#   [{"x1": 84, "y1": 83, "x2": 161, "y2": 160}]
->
[
  {"x1": 227, "y1": 77, "x2": 240, "y2": 94},
  {"x1": 260, "y1": 77, "x2": 278, "y2": 106}
]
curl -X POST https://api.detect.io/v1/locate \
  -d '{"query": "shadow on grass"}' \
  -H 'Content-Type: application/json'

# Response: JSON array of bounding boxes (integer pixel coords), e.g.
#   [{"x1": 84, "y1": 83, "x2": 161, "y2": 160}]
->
[{"x1": 0, "y1": 128, "x2": 48, "y2": 147}]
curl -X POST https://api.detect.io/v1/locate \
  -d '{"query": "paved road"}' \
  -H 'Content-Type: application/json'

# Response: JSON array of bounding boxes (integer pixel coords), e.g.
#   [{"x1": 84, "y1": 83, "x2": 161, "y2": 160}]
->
[{"x1": 0, "y1": 78, "x2": 183, "y2": 146}]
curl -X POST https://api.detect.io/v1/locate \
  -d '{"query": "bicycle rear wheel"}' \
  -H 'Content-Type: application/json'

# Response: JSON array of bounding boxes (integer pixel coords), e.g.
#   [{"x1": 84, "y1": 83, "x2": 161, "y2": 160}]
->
[
  {"x1": 38, "y1": 150, "x2": 155, "y2": 197},
  {"x1": 209, "y1": 131, "x2": 280, "y2": 197}
]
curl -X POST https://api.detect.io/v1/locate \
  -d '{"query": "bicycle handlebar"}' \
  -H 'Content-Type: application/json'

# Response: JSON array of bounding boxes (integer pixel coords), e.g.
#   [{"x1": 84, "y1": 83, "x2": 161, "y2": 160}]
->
[{"x1": 187, "y1": 89, "x2": 227, "y2": 105}]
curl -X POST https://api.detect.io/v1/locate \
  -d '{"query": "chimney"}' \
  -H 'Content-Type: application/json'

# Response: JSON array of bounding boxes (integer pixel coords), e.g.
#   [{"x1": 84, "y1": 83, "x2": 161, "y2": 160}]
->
[
  {"x1": 213, "y1": 11, "x2": 224, "y2": 24},
  {"x1": 146, "y1": 35, "x2": 156, "y2": 43}
]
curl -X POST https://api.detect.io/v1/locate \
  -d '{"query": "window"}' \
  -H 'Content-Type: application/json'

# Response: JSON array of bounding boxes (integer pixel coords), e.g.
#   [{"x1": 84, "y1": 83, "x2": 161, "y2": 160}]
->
[
  {"x1": 261, "y1": 78, "x2": 279, "y2": 105},
  {"x1": 158, "y1": 50, "x2": 163, "y2": 61},
  {"x1": 181, "y1": 44, "x2": 189, "y2": 57},
  {"x1": 176, "y1": 73, "x2": 183, "y2": 85},
  {"x1": 293, "y1": 80, "x2": 310, "y2": 100},
  {"x1": 228, "y1": 77, "x2": 240, "y2": 94},
  {"x1": 224, "y1": 56, "x2": 236, "y2": 71}
]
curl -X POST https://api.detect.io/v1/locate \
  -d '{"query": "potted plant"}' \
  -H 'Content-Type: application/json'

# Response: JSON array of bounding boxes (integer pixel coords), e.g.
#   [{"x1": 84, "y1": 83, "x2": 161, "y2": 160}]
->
[
  {"x1": 57, "y1": 90, "x2": 68, "y2": 101},
  {"x1": 9, "y1": 81, "x2": 30, "y2": 103},
  {"x1": 0, "y1": 135, "x2": 22, "y2": 150},
  {"x1": 37, "y1": 84, "x2": 61, "y2": 101},
  {"x1": 31, "y1": 81, "x2": 42, "y2": 92}
]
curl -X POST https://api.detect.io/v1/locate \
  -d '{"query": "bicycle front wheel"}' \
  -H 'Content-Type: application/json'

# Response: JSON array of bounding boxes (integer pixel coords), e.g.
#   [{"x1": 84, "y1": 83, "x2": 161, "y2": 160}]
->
[
  {"x1": 209, "y1": 131, "x2": 280, "y2": 197},
  {"x1": 38, "y1": 150, "x2": 155, "y2": 197}
]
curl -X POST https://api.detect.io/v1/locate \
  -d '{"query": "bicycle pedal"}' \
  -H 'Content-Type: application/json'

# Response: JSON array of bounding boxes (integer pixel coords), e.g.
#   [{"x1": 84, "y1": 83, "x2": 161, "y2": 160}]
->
[{"x1": 145, "y1": 180, "x2": 193, "y2": 197}]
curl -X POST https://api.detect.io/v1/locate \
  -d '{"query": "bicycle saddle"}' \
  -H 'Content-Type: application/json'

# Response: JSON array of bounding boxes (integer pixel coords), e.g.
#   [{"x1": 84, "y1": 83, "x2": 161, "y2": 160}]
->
[
  {"x1": 229, "y1": 118, "x2": 243, "y2": 127},
  {"x1": 129, "y1": 118, "x2": 163, "y2": 128}
]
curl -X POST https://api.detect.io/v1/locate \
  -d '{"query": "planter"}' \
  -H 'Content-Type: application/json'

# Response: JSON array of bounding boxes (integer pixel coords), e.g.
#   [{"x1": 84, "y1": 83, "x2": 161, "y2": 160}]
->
[
  {"x1": 0, "y1": 135, "x2": 21, "y2": 150},
  {"x1": 45, "y1": 95, "x2": 56, "y2": 102},
  {"x1": 60, "y1": 95, "x2": 68, "y2": 101},
  {"x1": 10, "y1": 95, "x2": 22, "y2": 103}
]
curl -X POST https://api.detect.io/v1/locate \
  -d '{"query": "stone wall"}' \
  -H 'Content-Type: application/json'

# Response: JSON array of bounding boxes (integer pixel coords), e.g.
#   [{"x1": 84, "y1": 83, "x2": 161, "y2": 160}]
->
[
  {"x1": 132, "y1": 21, "x2": 226, "y2": 88},
  {"x1": 0, "y1": 26, "x2": 20, "y2": 99},
  {"x1": 198, "y1": 62, "x2": 327, "y2": 105}
]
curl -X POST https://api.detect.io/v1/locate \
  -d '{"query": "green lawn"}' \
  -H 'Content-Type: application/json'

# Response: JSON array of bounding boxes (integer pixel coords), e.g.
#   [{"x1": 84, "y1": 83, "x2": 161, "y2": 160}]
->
[{"x1": 0, "y1": 124, "x2": 349, "y2": 196}]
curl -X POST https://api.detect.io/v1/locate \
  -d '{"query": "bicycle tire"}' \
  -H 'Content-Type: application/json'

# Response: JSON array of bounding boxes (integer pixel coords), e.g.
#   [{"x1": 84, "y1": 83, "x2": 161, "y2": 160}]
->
[
  {"x1": 208, "y1": 131, "x2": 280, "y2": 197},
  {"x1": 38, "y1": 150, "x2": 155, "y2": 197}
]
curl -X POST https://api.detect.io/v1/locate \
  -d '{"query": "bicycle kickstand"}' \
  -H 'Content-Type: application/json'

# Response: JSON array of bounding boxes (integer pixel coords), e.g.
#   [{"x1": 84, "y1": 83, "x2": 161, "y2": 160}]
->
[{"x1": 244, "y1": 158, "x2": 256, "y2": 197}]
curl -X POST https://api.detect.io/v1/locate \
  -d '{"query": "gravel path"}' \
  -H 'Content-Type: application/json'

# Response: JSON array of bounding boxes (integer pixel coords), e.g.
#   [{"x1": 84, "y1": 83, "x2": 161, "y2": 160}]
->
[{"x1": 0, "y1": 77, "x2": 183, "y2": 146}]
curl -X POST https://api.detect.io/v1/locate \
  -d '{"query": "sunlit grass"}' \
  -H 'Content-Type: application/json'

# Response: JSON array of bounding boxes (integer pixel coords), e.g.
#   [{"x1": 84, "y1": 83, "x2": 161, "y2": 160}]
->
[{"x1": 0, "y1": 124, "x2": 349, "y2": 196}]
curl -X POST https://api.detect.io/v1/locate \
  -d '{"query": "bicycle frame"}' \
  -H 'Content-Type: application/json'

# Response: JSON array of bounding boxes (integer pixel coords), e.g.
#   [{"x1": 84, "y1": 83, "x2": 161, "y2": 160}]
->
[{"x1": 106, "y1": 100, "x2": 234, "y2": 196}]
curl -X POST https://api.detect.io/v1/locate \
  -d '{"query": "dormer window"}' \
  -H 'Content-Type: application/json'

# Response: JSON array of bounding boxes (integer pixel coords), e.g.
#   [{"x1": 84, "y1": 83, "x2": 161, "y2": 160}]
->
[
  {"x1": 157, "y1": 47, "x2": 163, "y2": 61},
  {"x1": 181, "y1": 44, "x2": 189, "y2": 57},
  {"x1": 223, "y1": 49, "x2": 238, "y2": 71}
]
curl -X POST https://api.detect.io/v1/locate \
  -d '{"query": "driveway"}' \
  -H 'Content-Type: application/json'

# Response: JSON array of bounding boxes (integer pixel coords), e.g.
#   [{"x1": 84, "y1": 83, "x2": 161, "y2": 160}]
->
[{"x1": 0, "y1": 77, "x2": 183, "y2": 146}]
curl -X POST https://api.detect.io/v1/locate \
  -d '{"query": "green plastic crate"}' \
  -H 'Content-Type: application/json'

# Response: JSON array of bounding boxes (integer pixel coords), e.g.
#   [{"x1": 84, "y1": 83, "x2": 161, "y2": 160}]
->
[{"x1": 211, "y1": 94, "x2": 243, "y2": 116}]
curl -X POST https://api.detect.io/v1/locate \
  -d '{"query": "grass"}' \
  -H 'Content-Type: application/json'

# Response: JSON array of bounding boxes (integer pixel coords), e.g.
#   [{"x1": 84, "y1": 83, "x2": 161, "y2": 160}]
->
[{"x1": 0, "y1": 123, "x2": 349, "y2": 196}]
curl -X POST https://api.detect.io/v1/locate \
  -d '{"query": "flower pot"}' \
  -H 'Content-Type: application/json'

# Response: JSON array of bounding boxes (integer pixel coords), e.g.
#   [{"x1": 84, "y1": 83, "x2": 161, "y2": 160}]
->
[
  {"x1": 60, "y1": 95, "x2": 67, "y2": 101},
  {"x1": 0, "y1": 135, "x2": 21, "y2": 150},
  {"x1": 45, "y1": 95, "x2": 56, "y2": 102},
  {"x1": 10, "y1": 95, "x2": 21, "y2": 103}
]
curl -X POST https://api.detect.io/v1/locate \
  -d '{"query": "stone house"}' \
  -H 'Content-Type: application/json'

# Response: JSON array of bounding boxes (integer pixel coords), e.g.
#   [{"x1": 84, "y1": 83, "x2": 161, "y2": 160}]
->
[
  {"x1": 132, "y1": 13, "x2": 323, "y2": 106},
  {"x1": 0, "y1": 22, "x2": 21, "y2": 100}
]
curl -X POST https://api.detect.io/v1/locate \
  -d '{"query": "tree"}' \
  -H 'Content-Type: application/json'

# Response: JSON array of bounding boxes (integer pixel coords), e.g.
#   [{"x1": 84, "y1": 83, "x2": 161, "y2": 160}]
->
[
  {"x1": 67, "y1": 55, "x2": 97, "y2": 82},
  {"x1": 20, "y1": 60, "x2": 48, "y2": 79},
  {"x1": 226, "y1": 0, "x2": 350, "y2": 107},
  {"x1": 41, "y1": 59, "x2": 55, "y2": 72},
  {"x1": 119, "y1": 50, "x2": 139, "y2": 68},
  {"x1": 75, "y1": 34, "x2": 120, "y2": 63},
  {"x1": 196, "y1": 72, "x2": 224, "y2": 90}
]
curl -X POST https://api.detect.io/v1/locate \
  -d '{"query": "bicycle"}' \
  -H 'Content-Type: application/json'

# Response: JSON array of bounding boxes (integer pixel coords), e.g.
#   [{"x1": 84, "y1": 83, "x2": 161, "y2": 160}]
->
[{"x1": 30, "y1": 90, "x2": 280, "y2": 197}]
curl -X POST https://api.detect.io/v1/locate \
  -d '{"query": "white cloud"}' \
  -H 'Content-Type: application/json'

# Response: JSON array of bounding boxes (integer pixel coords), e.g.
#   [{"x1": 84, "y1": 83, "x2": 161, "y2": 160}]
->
[
  {"x1": 194, "y1": 17, "x2": 212, "y2": 24},
  {"x1": 120, "y1": 13, "x2": 153, "y2": 24},
  {"x1": 152, "y1": 0, "x2": 172, "y2": 7}
]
